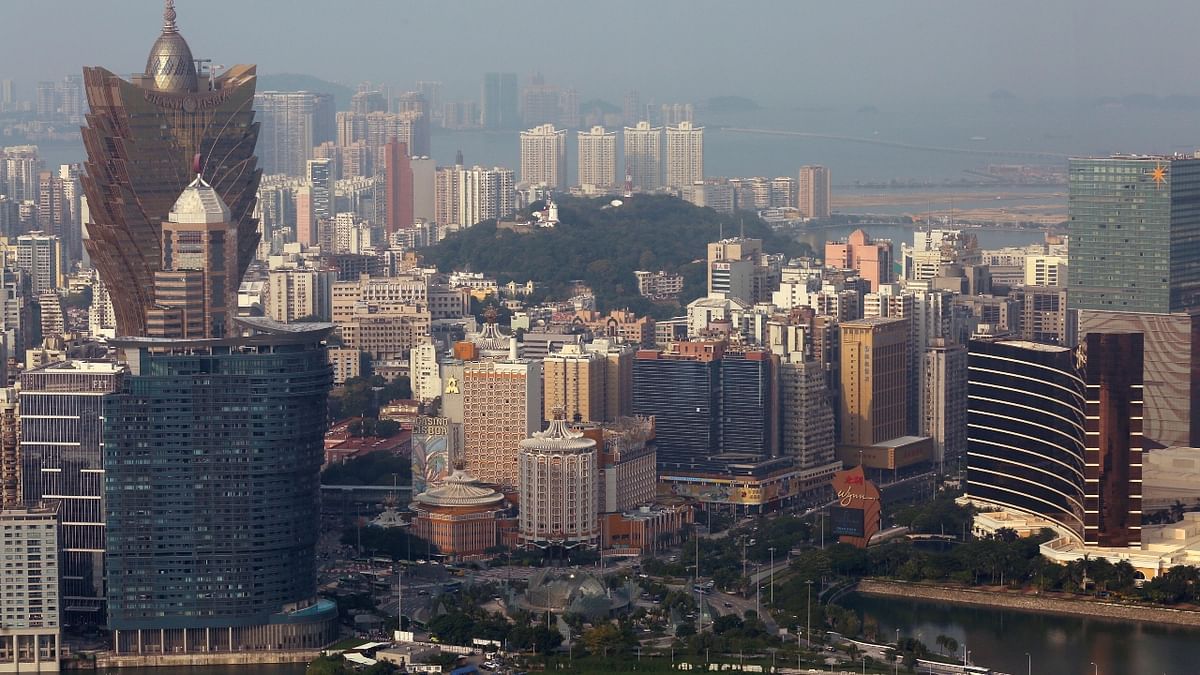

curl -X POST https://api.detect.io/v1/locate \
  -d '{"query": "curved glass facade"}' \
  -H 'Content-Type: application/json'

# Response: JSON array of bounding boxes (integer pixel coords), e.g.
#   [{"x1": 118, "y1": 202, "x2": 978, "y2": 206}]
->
[
  {"x1": 103, "y1": 333, "x2": 331, "y2": 643},
  {"x1": 967, "y1": 340, "x2": 1087, "y2": 539}
]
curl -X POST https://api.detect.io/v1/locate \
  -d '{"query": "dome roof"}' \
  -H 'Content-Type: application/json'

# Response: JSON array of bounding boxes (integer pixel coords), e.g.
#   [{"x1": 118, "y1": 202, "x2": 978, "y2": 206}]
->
[
  {"x1": 170, "y1": 174, "x2": 230, "y2": 224},
  {"x1": 145, "y1": 1, "x2": 198, "y2": 93},
  {"x1": 414, "y1": 469, "x2": 504, "y2": 508},
  {"x1": 519, "y1": 415, "x2": 597, "y2": 454}
]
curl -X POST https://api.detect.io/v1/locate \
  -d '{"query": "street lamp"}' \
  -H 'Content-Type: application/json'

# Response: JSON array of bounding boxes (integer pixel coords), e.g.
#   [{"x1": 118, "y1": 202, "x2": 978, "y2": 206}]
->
[
  {"x1": 768, "y1": 546, "x2": 776, "y2": 606},
  {"x1": 805, "y1": 579, "x2": 814, "y2": 650},
  {"x1": 1026, "y1": 652, "x2": 1031, "y2": 675},
  {"x1": 1091, "y1": 663, "x2": 1098, "y2": 675},
  {"x1": 895, "y1": 628, "x2": 901, "y2": 675}
]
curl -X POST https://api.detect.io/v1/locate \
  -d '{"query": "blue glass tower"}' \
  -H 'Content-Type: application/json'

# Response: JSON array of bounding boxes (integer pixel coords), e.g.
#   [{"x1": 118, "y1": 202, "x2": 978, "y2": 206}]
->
[{"x1": 103, "y1": 319, "x2": 336, "y2": 653}]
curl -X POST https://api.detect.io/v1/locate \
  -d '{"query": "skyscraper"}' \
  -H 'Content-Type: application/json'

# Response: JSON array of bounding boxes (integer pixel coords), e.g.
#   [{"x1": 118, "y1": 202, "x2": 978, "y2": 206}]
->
[
  {"x1": 577, "y1": 126, "x2": 617, "y2": 190},
  {"x1": 623, "y1": 122, "x2": 662, "y2": 192},
  {"x1": 1068, "y1": 156, "x2": 1200, "y2": 314},
  {"x1": 798, "y1": 165, "x2": 831, "y2": 219},
  {"x1": 462, "y1": 354, "x2": 542, "y2": 489},
  {"x1": 104, "y1": 319, "x2": 336, "y2": 653},
  {"x1": 966, "y1": 339, "x2": 1087, "y2": 540},
  {"x1": 1083, "y1": 332, "x2": 1143, "y2": 548},
  {"x1": 838, "y1": 317, "x2": 908, "y2": 448},
  {"x1": 19, "y1": 361, "x2": 125, "y2": 626},
  {"x1": 384, "y1": 140, "x2": 413, "y2": 234},
  {"x1": 255, "y1": 91, "x2": 334, "y2": 177},
  {"x1": 518, "y1": 412, "x2": 599, "y2": 550},
  {"x1": 921, "y1": 339, "x2": 967, "y2": 469},
  {"x1": 665, "y1": 121, "x2": 704, "y2": 189},
  {"x1": 15, "y1": 232, "x2": 62, "y2": 295},
  {"x1": 303, "y1": 158, "x2": 332, "y2": 246},
  {"x1": 520, "y1": 124, "x2": 567, "y2": 190},
  {"x1": 0, "y1": 506, "x2": 60, "y2": 671},
  {"x1": 481, "y1": 72, "x2": 519, "y2": 130},
  {"x1": 543, "y1": 344, "x2": 606, "y2": 423},
  {"x1": 81, "y1": 1, "x2": 261, "y2": 336}
]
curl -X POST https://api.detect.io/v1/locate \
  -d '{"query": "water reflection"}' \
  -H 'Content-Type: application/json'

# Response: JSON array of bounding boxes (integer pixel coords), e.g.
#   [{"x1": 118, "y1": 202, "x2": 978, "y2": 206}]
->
[{"x1": 840, "y1": 593, "x2": 1200, "y2": 674}]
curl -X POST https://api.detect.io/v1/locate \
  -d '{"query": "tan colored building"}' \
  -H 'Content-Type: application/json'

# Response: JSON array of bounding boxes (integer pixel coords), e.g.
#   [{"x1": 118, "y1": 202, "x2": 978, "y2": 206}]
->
[
  {"x1": 519, "y1": 123, "x2": 567, "y2": 189},
  {"x1": 462, "y1": 357, "x2": 542, "y2": 489},
  {"x1": 577, "y1": 126, "x2": 617, "y2": 190},
  {"x1": 518, "y1": 414, "x2": 599, "y2": 549},
  {"x1": 266, "y1": 266, "x2": 333, "y2": 323},
  {"x1": 328, "y1": 347, "x2": 366, "y2": 386},
  {"x1": 339, "y1": 304, "x2": 431, "y2": 361},
  {"x1": 543, "y1": 344, "x2": 606, "y2": 423},
  {"x1": 839, "y1": 317, "x2": 908, "y2": 448},
  {"x1": 623, "y1": 121, "x2": 662, "y2": 192},
  {"x1": 665, "y1": 121, "x2": 703, "y2": 189},
  {"x1": 573, "y1": 309, "x2": 655, "y2": 348},
  {"x1": 411, "y1": 470, "x2": 505, "y2": 558},
  {"x1": 798, "y1": 165, "x2": 830, "y2": 218}
]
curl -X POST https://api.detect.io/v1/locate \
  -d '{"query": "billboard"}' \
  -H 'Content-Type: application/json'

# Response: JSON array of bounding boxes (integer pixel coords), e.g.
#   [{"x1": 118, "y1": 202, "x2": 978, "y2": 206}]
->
[
  {"x1": 829, "y1": 506, "x2": 866, "y2": 538},
  {"x1": 829, "y1": 465, "x2": 881, "y2": 548},
  {"x1": 411, "y1": 416, "x2": 450, "y2": 494}
]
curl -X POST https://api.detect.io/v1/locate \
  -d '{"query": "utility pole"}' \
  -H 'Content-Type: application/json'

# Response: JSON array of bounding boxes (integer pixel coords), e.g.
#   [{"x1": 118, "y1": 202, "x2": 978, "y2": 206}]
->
[
  {"x1": 768, "y1": 546, "x2": 776, "y2": 606},
  {"x1": 806, "y1": 579, "x2": 814, "y2": 650}
]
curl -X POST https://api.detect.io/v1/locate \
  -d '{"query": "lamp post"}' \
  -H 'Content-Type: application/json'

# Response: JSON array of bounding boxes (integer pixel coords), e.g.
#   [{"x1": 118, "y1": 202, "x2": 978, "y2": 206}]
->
[
  {"x1": 805, "y1": 579, "x2": 814, "y2": 650},
  {"x1": 895, "y1": 628, "x2": 901, "y2": 675},
  {"x1": 755, "y1": 563, "x2": 761, "y2": 616},
  {"x1": 1026, "y1": 652, "x2": 1031, "y2": 675},
  {"x1": 768, "y1": 546, "x2": 776, "y2": 606},
  {"x1": 1091, "y1": 663, "x2": 1098, "y2": 675}
]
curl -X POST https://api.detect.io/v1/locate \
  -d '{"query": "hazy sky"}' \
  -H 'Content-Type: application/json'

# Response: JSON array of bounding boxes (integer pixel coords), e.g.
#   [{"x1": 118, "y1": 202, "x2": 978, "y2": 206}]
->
[{"x1": 5, "y1": 0, "x2": 1200, "y2": 106}]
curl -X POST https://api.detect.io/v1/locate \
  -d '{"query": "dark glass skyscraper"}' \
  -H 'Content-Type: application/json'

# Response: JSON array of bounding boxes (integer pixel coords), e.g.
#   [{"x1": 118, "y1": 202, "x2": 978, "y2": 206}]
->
[
  {"x1": 81, "y1": 0, "x2": 261, "y2": 336},
  {"x1": 966, "y1": 340, "x2": 1087, "y2": 539},
  {"x1": 481, "y1": 72, "x2": 519, "y2": 130},
  {"x1": 103, "y1": 319, "x2": 336, "y2": 653},
  {"x1": 1067, "y1": 155, "x2": 1200, "y2": 314}
]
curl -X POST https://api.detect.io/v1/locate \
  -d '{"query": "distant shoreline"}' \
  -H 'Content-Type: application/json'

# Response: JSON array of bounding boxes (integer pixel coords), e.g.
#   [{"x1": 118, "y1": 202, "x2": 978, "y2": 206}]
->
[{"x1": 855, "y1": 579, "x2": 1200, "y2": 628}]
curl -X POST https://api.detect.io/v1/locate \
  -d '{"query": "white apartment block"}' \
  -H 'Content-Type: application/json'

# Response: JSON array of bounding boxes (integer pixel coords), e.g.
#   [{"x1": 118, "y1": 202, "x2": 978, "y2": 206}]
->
[
  {"x1": 577, "y1": 126, "x2": 617, "y2": 190},
  {"x1": 0, "y1": 507, "x2": 60, "y2": 673},
  {"x1": 519, "y1": 124, "x2": 567, "y2": 190},
  {"x1": 665, "y1": 121, "x2": 703, "y2": 189},
  {"x1": 623, "y1": 121, "x2": 662, "y2": 191}
]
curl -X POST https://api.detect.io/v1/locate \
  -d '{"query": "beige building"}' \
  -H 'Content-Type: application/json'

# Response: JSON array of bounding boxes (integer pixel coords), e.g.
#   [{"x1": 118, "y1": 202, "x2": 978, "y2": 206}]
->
[
  {"x1": 798, "y1": 165, "x2": 831, "y2": 219},
  {"x1": 543, "y1": 344, "x2": 606, "y2": 423},
  {"x1": 327, "y1": 347, "x2": 365, "y2": 385},
  {"x1": 339, "y1": 304, "x2": 431, "y2": 362},
  {"x1": 518, "y1": 413, "x2": 599, "y2": 549},
  {"x1": 462, "y1": 356, "x2": 543, "y2": 489},
  {"x1": 623, "y1": 121, "x2": 662, "y2": 191},
  {"x1": 0, "y1": 506, "x2": 60, "y2": 672},
  {"x1": 665, "y1": 121, "x2": 703, "y2": 189},
  {"x1": 577, "y1": 126, "x2": 617, "y2": 190},
  {"x1": 1024, "y1": 254, "x2": 1068, "y2": 287},
  {"x1": 921, "y1": 339, "x2": 967, "y2": 469},
  {"x1": 266, "y1": 266, "x2": 333, "y2": 323},
  {"x1": 839, "y1": 317, "x2": 908, "y2": 448},
  {"x1": 519, "y1": 123, "x2": 567, "y2": 190}
]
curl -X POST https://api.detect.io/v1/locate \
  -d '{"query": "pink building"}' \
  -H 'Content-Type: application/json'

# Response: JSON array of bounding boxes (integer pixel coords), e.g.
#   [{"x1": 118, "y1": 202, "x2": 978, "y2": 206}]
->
[{"x1": 824, "y1": 228, "x2": 892, "y2": 292}]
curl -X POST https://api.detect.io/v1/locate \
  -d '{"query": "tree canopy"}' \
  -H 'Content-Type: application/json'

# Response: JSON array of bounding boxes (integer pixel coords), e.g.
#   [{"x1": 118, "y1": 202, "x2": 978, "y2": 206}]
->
[{"x1": 423, "y1": 195, "x2": 812, "y2": 319}]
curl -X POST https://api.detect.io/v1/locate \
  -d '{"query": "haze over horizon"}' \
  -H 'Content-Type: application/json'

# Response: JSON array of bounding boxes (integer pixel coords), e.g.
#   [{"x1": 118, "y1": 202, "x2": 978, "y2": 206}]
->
[{"x1": 5, "y1": 0, "x2": 1200, "y2": 108}]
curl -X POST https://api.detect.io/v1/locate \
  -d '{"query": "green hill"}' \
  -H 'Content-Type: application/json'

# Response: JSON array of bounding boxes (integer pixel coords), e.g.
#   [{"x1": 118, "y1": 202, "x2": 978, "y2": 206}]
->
[{"x1": 422, "y1": 195, "x2": 811, "y2": 318}]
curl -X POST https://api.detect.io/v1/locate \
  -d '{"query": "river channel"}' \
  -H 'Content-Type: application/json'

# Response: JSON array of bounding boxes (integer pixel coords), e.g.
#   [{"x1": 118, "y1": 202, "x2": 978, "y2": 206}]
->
[{"x1": 839, "y1": 592, "x2": 1200, "y2": 675}]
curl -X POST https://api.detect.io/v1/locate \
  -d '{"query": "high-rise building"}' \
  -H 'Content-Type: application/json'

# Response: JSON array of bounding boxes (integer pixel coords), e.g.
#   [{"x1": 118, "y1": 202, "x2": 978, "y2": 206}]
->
[
  {"x1": 577, "y1": 126, "x2": 617, "y2": 190},
  {"x1": 461, "y1": 346, "x2": 542, "y2": 489},
  {"x1": 825, "y1": 229, "x2": 892, "y2": 292},
  {"x1": 520, "y1": 74, "x2": 560, "y2": 127},
  {"x1": 255, "y1": 91, "x2": 333, "y2": 177},
  {"x1": 104, "y1": 319, "x2": 336, "y2": 654},
  {"x1": 1068, "y1": 155, "x2": 1200, "y2": 313},
  {"x1": 520, "y1": 124, "x2": 567, "y2": 190},
  {"x1": 518, "y1": 413, "x2": 599, "y2": 550},
  {"x1": 81, "y1": 2, "x2": 261, "y2": 336},
  {"x1": 632, "y1": 342, "x2": 776, "y2": 471},
  {"x1": 1077, "y1": 310, "x2": 1199, "y2": 449},
  {"x1": 481, "y1": 72, "x2": 519, "y2": 130},
  {"x1": 1024, "y1": 254, "x2": 1068, "y2": 288},
  {"x1": 384, "y1": 140, "x2": 413, "y2": 234},
  {"x1": 19, "y1": 361, "x2": 125, "y2": 626},
  {"x1": 1083, "y1": 332, "x2": 1143, "y2": 548},
  {"x1": 455, "y1": 165, "x2": 515, "y2": 227},
  {"x1": 148, "y1": 175, "x2": 239, "y2": 338},
  {"x1": 304, "y1": 158, "x2": 332, "y2": 246},
  {"x1": 966, "y1": 339, "x2": 1087, "y2": 540},
  {"x1": 665, "y1": 121, "x2": 703, "y2": 189},
  {"x1": 411, "y1": 156, "x2": 436, "y2": 223},
  {"x1": 0, "y1": 506, "x2": 61, "y2": 671},
  {"x1": 543, "y1": 344, "x2": 606, "y2": 423},
  {"x1": 15, "y1": 232, "x2": 62, "y2": 295},
  {"x1": 416, "y1": 81, "x2": 442, "y2": 118},
  {"x1": 660, "y1": 103, "x2": 694, "y2": 126},
  {"x1": 623, "y1": 122, "x2": 662, "y2": 192},
  {"x1": 622, "y1": 91, "x2": 641, "y2": 127},
  {"x1": 921, "y1": 339, "x2": 967, "y2": 469},
  {"x1": 838, "y1": 317, "x2": 908, "y2": 448},
  {"x1": 798, "y1": 165, "x2": 831, "y2": 219}
]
